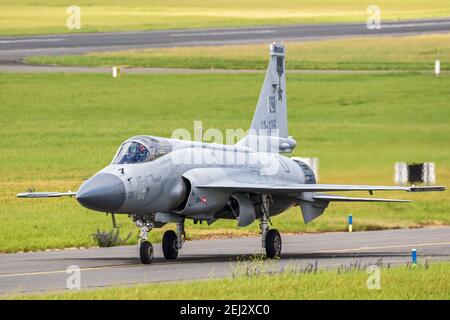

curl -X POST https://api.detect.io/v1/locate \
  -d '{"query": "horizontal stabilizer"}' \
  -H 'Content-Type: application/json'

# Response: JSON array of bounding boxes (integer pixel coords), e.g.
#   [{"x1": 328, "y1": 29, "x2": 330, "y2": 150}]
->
[
  {"x1": 17, "y1": 192, "x2": 77, "y2": 198},
  {"x1": 312, "y1": 194, "x2": 411, "y2": 203}
]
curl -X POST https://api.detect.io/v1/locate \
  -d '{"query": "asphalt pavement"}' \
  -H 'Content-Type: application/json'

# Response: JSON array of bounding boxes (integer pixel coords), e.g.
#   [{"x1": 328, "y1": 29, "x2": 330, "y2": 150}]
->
[
  {"x1": 0, "y1": 227, "x2": 449, "y2": 294},
  {"x1": 1, "y1": 18, "x2": 449, "y2": 63}
]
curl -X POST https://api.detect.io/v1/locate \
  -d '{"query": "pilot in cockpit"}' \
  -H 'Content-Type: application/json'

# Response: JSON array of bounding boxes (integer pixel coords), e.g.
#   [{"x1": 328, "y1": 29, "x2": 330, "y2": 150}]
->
[
  {"x1": 118, "y1": 142, "x2": 149, "y2": 164},
  {"x1": 115, "y1": 141, "x2": 157, "y2": 164},
  {"x1": 134, "y1": 143, "x2": 149, "y2": 163}
]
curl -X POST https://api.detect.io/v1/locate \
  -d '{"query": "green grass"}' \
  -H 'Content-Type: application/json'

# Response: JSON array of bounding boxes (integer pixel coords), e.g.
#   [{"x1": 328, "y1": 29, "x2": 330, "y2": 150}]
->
[
  {"x1": 27, "y1": 34, "x2": 450, "y2": 71},
  {"x1": 1, "y1": 0, "x2": 450, "y2": 35},
  {"x1": 0, "y1": 72, "x2": 449, "y2": 253},
  {"x1": 7, "y1": 262, "x2": 450, "y2": 299}
]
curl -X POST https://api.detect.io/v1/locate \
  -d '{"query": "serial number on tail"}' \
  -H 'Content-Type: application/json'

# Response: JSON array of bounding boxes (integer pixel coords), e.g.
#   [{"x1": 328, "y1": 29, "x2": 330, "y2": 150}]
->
[{"x1": 260, "y1": 119, "x2": 277, "y2": 130}]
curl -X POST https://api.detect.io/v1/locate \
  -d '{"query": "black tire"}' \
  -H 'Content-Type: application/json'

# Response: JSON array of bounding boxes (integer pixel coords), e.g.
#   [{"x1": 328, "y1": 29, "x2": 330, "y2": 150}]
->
[
  {"x1": 265, "y1": 229, "x2": 282, "y2": 259},
  {"x1": 162, "y1": 230, "x2": 178, "y2": 260},
  {"x1": 140, "y1": 241, "x2": 154, "y2": 264}
]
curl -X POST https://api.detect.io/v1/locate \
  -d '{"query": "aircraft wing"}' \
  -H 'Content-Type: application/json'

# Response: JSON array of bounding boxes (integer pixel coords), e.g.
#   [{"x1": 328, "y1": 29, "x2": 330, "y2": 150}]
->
[
  {"x1": 311, "y1": 194, "x2": 410, "y2": 202},
  {"x1": 17, "y1": 192, "x2": 77, "y2": 198},
  {"x1": 196, "y1": 182, "x2": 445, "y2": 194}
]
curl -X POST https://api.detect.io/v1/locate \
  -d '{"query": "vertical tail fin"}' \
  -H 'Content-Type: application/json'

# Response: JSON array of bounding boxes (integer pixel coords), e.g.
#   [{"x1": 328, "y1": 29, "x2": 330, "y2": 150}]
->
[
  {"x1": 250, "y1": 43, "x2": 288, "y2": 138},
  {"x1": 238, "y1": 43, "x2": 295, "y2": 153}
]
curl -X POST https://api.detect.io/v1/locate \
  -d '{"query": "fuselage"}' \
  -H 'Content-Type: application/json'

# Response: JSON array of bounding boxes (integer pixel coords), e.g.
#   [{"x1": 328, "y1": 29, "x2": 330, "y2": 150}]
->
[{"x1": 76, "y1": 135, "x2": 310, "y2": 220}]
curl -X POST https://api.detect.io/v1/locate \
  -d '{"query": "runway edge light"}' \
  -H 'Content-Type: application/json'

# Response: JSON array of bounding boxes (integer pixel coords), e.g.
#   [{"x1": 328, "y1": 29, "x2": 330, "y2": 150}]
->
[
  {"x1": 112, "y1": 66, "x2": 120, "y2": 78},
  {"x1": 435, "y1": 60, "x2": 440, "y2": 76}
]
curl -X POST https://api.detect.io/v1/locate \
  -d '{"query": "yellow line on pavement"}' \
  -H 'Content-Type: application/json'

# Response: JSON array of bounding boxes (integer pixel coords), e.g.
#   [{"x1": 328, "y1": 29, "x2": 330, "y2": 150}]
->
[
  {"x1": 0, "y1": 258, "x2": 217, "y2": 279},
  {"x1": 316, "y1": 241, "x2": 450, "y2": 254},
  {"x1": 0, "y1": 263, "x2": 140, "y2": 278}
]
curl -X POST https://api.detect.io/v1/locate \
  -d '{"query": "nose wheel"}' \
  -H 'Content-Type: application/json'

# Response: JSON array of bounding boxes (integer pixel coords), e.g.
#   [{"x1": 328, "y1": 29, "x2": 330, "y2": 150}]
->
[{"x1": 139, "y1": 241, "x2": 154, "y2": 264}]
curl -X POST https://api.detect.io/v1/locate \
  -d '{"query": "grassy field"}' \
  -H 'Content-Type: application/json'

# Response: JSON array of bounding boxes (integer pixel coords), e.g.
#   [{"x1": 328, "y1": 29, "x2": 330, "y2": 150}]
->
[
  {"x1": 0, "y1": 71, "x2": 448, "y2": 253},
  {"x1": 7, "y1": 262, "x2": 450, "y2": 299},
  {"x1": 1, "y1": 0, "x2": 450, "y2": 35},
  {"x1": 28, "y1": 34, "x2": 450, "y2": 71}
]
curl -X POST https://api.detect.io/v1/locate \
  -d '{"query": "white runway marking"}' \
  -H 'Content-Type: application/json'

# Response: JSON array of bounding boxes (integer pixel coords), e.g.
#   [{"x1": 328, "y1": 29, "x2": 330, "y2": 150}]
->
[
  {"x1": 381, "y1": 21, "x2": 450, "y2": 29},
  {"x1": 316, "y1": 241, "x2": 450, "y2": 254},
  {"x1": 0, "y1": 38, "x2": 65, "y2": 45},
  {"x1": 170, "y1": 30, "x2": 276, "y2": 37}
]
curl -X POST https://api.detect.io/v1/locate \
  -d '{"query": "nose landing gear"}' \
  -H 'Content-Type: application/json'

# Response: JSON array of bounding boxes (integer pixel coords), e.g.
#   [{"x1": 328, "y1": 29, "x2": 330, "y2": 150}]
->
[
  {"x1": 135, "y1": 215, "x2": 186, "y2": 264},
  {"x1": 135, "y1": 216, "x2": 155, "y2": 264}
]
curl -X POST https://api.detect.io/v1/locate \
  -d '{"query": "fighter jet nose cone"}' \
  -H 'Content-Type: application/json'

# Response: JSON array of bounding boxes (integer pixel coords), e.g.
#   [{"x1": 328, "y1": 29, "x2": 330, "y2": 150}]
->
[{"x1": 76, "y1": 174, "x2": 126, "y2": 212}]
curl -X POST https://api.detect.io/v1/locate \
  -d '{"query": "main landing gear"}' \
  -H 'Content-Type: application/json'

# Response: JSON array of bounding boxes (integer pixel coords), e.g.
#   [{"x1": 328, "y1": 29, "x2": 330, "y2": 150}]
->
[
  {"x1": 260, "y1": 194, "x2": 282, "y2": 259},
  {"x1": 135, "y1": 215, "x2": 185, "y2": 264},
  {"x1": 162, "y1": 220, "x2": 185, "y2": 260}
]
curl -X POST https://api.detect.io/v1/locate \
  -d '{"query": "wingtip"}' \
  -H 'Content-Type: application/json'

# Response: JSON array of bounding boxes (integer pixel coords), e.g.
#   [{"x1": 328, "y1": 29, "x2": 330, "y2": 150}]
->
[{"x1": 409, "y1": 186, "x2": 446, "y2": 192}]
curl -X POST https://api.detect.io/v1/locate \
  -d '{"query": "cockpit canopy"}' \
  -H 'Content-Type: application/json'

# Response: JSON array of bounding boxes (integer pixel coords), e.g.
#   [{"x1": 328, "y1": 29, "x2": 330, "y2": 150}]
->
[{"x1": 112, "y1": 136, "x2": 172, "y2": 164}]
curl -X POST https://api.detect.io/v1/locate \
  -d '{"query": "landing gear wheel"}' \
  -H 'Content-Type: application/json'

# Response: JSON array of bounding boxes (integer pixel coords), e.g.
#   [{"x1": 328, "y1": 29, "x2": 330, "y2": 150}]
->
[
  {"x1": 162, "y1": 230, "x2": 178, "y2": 260},
  {"x1": 265, "y1": 229, "x2": 282, "y2": 259},
  {"x1": 140, "y1": 241, "x2": 154, "y2": 264}
]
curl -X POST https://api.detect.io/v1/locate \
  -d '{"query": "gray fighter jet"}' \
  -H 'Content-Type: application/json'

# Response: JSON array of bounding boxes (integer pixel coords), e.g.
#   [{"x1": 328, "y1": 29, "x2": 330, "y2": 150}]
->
[{"x1": 18, "y1": 43, "x2": 445, "y2": 264}]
